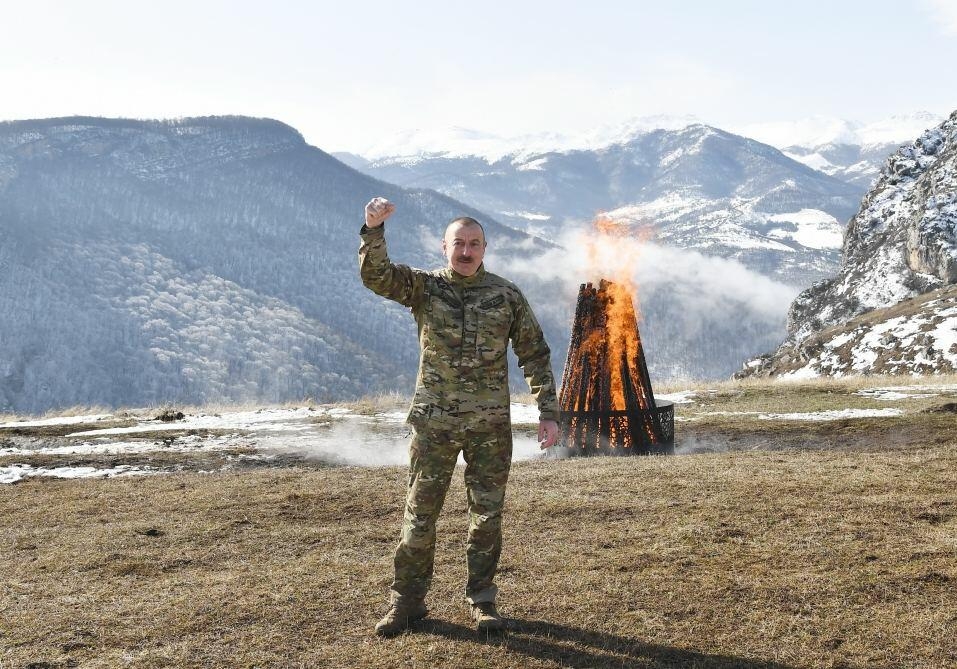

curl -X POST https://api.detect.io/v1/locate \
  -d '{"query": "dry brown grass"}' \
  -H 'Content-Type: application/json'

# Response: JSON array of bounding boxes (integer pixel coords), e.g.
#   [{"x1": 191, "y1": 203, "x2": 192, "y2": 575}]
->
[
  {"x1": 3, "y1": 378, "x2": 957, "y2": 667},
  {"x1": 332, "y1": 390, "x2": 409, "y2": 416},
  {"x1": 656, "y1": 372, "x2": 957, "y2": 395},
  {"x1": 3, "y1": 437, "x2": 955, "y2": 668}
]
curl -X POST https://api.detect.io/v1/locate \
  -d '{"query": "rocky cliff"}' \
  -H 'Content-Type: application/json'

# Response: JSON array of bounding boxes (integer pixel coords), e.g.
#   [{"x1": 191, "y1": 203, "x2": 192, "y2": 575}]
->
[{"x1": 739, "y1": 110, "x2": 957, "y2": 378}]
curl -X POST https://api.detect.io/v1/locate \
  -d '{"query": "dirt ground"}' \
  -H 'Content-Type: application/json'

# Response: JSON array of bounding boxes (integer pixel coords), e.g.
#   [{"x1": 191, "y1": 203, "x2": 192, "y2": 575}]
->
[{"x1": 3, "y1": 418, "x2": 956, "y2": 668}]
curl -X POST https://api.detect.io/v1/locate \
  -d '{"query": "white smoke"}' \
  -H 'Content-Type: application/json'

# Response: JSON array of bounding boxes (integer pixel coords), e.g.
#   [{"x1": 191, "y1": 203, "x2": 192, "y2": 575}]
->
[
  {"x1": 262, "y1": 419, "x2": 549, "y2": 467},
  {"x1": 489, "y1": 228, "x2": 796, "y2": 318},
  {"x1": 487, "y1": 227, "x2": 801, "y2": 379}
]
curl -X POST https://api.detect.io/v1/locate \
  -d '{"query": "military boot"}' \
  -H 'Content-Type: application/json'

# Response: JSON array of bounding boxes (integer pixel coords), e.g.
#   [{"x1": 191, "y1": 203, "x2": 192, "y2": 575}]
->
[
  {"x1": 470, "y1": 601, "x2": 507, "y2": 632},
  {"x1": 374, "y1": 600, "x2": 428, "y2": 637}
]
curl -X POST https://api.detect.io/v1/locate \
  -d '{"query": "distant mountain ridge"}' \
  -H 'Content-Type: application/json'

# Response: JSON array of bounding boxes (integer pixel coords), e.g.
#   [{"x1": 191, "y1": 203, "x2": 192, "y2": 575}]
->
[
  {"x1": 733, "y1": 112, "x2": 945, "y2": 152},
  {"x1": 339, "y1": 114, "x2": 705, "y2": 163},
  {"x1": 736, "y1": 112, "x2": 947, "y2": 189}
]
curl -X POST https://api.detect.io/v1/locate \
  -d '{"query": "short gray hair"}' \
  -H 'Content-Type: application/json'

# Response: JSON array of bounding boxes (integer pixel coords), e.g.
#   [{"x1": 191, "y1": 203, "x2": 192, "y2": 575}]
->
[{"x1": 448, "y1": 216, "x2": 485, "y2": 241}]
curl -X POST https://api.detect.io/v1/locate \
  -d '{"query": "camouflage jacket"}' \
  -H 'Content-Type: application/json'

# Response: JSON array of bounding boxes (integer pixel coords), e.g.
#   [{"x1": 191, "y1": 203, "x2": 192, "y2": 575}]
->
[{"x1": 359, "y1": 224, "x2": 559, "y2": 431}]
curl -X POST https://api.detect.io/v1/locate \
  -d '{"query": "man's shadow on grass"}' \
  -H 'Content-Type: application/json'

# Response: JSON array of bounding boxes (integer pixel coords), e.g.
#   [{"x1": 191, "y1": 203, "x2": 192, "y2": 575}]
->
[{"x1": 418, "y1": 618, "x2": 795, "y2": 669}]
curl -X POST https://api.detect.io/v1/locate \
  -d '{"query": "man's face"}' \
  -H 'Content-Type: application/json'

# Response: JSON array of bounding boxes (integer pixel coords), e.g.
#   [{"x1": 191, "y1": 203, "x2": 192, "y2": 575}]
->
[{"x1": 443, "y1": 222, "x2": 486, "y2": 276}]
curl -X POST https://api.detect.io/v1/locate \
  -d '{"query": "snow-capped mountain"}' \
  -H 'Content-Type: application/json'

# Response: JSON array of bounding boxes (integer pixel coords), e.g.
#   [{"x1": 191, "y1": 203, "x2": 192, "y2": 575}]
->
[
  {"x1": 355, "y1": 124, "x2": 865, "y2": 287},
  {"x1": 736, "y1": 112, "x2": 947, "y2": 189},
  {"x1": 738, "y1": 110, "x2": 957, "y2": 378},
  {"x1": 343, "y1": 114, "x2": 705, "y2": 164}
]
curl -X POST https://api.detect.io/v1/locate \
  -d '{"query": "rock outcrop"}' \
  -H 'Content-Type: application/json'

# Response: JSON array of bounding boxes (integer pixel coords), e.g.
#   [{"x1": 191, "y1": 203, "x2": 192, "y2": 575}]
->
[{"x1": 740, "y1": 110, "x2": 957, "y2": 378}]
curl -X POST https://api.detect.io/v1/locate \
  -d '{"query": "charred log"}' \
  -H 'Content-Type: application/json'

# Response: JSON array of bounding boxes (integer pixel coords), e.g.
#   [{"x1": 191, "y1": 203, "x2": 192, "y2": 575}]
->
[{"x1": 558, "y1": 280, "x2": 674, "y2": 455}]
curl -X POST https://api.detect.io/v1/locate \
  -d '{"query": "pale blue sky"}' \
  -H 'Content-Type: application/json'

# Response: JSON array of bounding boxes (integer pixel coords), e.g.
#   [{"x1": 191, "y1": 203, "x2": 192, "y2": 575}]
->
[{"x1": 2, "y1": 0, "x2": 955, "y2": 152}]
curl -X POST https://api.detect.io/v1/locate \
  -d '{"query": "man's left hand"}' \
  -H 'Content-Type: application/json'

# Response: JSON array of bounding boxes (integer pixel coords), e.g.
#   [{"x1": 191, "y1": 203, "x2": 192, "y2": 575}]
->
[{"x1": 538, "y1": 419, "x2": 559, "y2": 449}]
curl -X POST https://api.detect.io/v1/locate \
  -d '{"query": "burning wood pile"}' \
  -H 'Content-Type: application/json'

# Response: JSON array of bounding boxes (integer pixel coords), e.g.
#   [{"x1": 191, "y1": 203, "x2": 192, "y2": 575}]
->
[{"x1": 558, "y1": 279, "x2": 674, "y2": 455}]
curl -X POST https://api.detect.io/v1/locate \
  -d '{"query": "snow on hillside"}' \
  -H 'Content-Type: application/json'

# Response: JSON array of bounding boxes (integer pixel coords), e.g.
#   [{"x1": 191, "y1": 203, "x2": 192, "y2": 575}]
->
[
  {"x1": 858, "y1": 113, "x2": 948, "y2": 147},
  {"x1": 605, "y1": 198, "x2": 843, "y2": 253},
  {"x1": 736, "y1": 112, "x2": 948, "y2": 190},
  {"x1": 782, "y1": 150, "x2": 837, "y2": 172},
  {"x1": 1, "y1": 115, "x2": 554, "y2": 415},
  {"x1": 741, "y1": 285, "x2": 957, "y2": 380},
  {"x1": 784, "y1": 295, "x2": 957, "y2": 379},
  {"x1": 766, "y1": 210, "x2": 844, "y2": 250}
]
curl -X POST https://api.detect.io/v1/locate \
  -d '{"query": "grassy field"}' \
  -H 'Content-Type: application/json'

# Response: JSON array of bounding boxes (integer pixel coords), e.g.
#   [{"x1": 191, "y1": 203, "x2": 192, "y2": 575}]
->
[{"x1": 2, "y1": 378, "x2": 956, "y2": 668}]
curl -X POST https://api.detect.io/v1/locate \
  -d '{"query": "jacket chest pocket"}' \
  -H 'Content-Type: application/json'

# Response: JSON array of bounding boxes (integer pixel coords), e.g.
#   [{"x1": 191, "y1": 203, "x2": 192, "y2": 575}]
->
[
  {"x1": 475, "y1": 294, "x2": 511, "y2": 363},
  {"x1": 424, "y1": 288, "x2": 464, "y2": 349}
]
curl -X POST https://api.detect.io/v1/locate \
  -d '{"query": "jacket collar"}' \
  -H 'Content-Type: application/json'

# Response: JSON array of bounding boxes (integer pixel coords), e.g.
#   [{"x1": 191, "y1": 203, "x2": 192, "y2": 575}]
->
[{"x1": 442, "y1": 263, "x2": 486, "y2": 286}]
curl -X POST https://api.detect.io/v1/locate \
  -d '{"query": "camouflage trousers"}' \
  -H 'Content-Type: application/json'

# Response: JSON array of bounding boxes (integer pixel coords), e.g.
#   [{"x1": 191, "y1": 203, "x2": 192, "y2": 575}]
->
[{"x1": 389, "y1": 422, "x2": 513, "y2": 607}]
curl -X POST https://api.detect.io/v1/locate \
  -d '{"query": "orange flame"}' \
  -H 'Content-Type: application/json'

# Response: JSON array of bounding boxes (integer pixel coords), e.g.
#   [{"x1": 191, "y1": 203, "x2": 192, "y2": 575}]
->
[
  {"x1": 559, "y1": 214, "x2": 658, "y2": 452},
  {"x1": 581, "y1": 213, "x2": 650, "y2": 323},
  {"x1": 580, "y1": 214, "x2": 649, "y2": 411}
]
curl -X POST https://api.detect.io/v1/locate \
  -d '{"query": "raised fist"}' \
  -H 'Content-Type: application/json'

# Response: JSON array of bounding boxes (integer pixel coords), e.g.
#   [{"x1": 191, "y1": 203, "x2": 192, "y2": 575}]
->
[{"x1": 365, "y1": 197, "x2": 395, "y2": 228}]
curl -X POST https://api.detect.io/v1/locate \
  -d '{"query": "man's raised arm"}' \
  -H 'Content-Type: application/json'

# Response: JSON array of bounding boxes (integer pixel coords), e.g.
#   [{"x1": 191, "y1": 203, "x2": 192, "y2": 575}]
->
[{"x1": 358, "y1": 197, "x2": 421, "y2": 308}]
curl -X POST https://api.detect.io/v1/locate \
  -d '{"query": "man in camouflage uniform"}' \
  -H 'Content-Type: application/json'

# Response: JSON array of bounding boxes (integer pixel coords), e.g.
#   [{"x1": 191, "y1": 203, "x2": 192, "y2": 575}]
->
[{"x1": 359, "y1": 197, "x2": 560, "y2": 636}]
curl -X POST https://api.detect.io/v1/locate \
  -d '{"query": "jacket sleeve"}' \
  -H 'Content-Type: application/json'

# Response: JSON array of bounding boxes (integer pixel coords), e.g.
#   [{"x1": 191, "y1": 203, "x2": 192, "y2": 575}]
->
[
  {"x1": 358, "y1": 224, "x2": 424, "y2": 308},
  {"x1": 510, "y1": 293, "x2": 560, "y2": 421}
]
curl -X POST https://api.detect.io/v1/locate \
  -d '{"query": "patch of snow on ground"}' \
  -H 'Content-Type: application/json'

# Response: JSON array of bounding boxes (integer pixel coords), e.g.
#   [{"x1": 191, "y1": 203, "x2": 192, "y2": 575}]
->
[
  {"x1": 68, "y1": 407, "x2": 323, "y2": 437},
  {"x1": 855, "y1": 384, "x2": 957, "y2": 400},
  {"x1": 0, "y1": 413, "x2": 114, "y2": 429},
  {"x1": 696, "y1": 408, "x2": 902, "y2": 420},
  {"x1": 779, "y1": 367, "x2": 822, "y2": 380},
  {"x1": 828, "y1": 301, "x2": 957, "y2": 374},
  {"x1": 1, "y1": 464, "x2": 156, "y2": 484},
  {"x1": 0, "y1": 404, "x2": 557, "y2": 478},
  {"x1": 827, "y1": 331, "x2": 857, "y2": 349},
  {"x1": 930, "y1": 308, "x2": 957, "y2": 367},
  {"x1": 656, "y1": 391, "x2": 696, "y2": 404},
  {"x1": 758, "y1": 408, "x2": 903, "y2": 421},
  {"x1": 374, "y1": 411, "x2": 409, "y2": 423},
  {"x1": 855, "y1": 390, "x2": 938, "y2": 401},
  {"x1": 0, "y1": 434, "x2": 247, "y2": 457}
]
